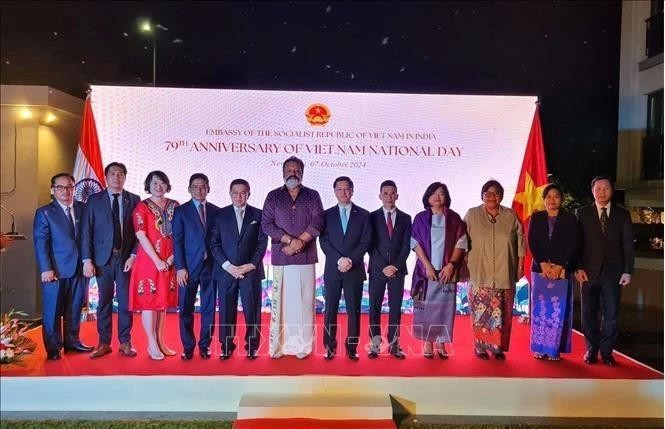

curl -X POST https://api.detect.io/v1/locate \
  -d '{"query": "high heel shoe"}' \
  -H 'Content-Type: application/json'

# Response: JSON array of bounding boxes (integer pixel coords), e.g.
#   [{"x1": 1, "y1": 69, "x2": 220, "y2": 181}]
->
[
  {"x1": 474, "y1": 348, "x2": 489, "y2": 360},
  {"x1": 424, "y1": 342, "x2": 434, "y2": 359},
  {"x1": 148, "y1": 345, "x2": 165, "y2": 361},
  {"x1": 436, "y1": 343, "x2": 449, "y2": 360},
  {"x1": 158, "y1": 343, "x2": 176, "y2": 357}
]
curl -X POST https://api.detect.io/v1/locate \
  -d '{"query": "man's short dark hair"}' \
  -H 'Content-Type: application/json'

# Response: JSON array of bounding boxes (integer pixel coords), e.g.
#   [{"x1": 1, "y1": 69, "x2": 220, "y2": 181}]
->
[
  {"x1": 380, "y1": 180, "x2": 397, "y2": 191},
  {"x1": 333, "y1": 176, "x2": 354, "y2": 189},
  {"x1": 104, "y1": 162, "x2": 127, "y2": 176},
  {"x1": 144, "y1": 170, "x2": 171, "y2": 193},
  {"x1": 542, "y1": 183, "x2": 564, "y2": 200},
  {"x1": 189, "y1": 173, "x2": 210, "y2": 188},
  {"x1": 481, "y1": 180, "x2": 504, "y2": 200},
  {"x1": 229, "y1": 178, "x2": 250, "y2": 192},
  {"x1": 590, "y1": 175, "x2": 614, "y2": 190},
  {"x1": 422, "y1": 181, "x2": 451, "y2": 209},
  {"x1": 282, "y1": 156, "x2": 305, "y2": 173},
  {"x1": 51, "y1": 173, "x2": 75, "y2": 186}
]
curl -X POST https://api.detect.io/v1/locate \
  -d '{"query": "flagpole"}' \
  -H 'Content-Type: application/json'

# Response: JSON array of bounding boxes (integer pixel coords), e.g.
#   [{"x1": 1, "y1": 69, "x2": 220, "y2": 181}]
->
[{"x1": 152, "y1": 38, "x2": 157, "y2": 87}]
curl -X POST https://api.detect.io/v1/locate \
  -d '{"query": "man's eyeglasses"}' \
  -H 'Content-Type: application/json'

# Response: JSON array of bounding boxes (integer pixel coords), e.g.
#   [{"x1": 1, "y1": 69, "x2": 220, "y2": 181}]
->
[
  {"x1": 483, "y1": 191, "x2": 501, "y2": 199},
  {"x1": 53, "y1": 185, "x2": 75, "y2": 192}
]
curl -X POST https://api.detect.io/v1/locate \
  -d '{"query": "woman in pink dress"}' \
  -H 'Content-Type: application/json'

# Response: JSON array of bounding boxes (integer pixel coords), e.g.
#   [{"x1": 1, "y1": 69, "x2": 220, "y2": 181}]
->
[{"x1": 129, "y1": 170, "x2": 179, "y2": 360}]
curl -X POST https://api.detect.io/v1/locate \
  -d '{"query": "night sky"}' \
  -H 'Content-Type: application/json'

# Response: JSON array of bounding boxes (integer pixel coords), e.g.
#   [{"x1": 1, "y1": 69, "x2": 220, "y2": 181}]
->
[{"x1": 1, "y1": 1, "x2": 622, "y2": 202}]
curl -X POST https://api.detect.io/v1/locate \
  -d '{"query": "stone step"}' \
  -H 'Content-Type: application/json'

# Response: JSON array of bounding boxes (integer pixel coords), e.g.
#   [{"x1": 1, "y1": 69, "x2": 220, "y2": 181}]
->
[{"x1": 237, "y1": 392, "x2": 393, "y2": 420}]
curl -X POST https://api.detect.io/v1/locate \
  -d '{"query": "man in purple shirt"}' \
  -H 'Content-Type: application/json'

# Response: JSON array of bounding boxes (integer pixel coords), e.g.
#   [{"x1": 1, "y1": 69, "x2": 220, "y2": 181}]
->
[{"x1": 261, "y1": 156, "x2": 324, "y2": 358}]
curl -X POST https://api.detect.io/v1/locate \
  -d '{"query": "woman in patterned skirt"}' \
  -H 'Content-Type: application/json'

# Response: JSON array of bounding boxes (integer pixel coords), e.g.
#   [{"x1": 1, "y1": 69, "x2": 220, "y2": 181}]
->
[
  {"x1": 464, "y1": 180, "x2": 525, "y2": 360},
  {"x1": 527, "y1": 184, "x2": 577, "y2": 361}
]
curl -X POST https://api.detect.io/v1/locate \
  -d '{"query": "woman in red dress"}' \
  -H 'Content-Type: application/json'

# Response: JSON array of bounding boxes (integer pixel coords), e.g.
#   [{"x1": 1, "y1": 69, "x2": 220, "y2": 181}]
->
[{"x1": 129, "y1": 170, "x2": 179, "y2": 360}]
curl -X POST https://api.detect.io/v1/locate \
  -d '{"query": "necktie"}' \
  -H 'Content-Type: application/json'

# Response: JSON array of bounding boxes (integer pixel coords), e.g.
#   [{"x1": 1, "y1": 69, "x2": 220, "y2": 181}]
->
[
  {"x1": 112, "y1": 193, "x2": 122, "y2": 250},
  {"x1": 341, "y1": 207, "x2": 348, "y2": 234},
  {"x1": 66, "y1": 206, "x2": 75, "y2": 235},
  {"x1": 198, "y1": 203, "x2": 206, "y2": 228},
  {"x1": 386, "y1": 211, "x2": 394, "y2": 238},
  {"x1": 237, "y1": 208, "x2": 244, "y2": 233},
  {"x1": 600, "y1": 207, "x2": 608, "y2": 235}
]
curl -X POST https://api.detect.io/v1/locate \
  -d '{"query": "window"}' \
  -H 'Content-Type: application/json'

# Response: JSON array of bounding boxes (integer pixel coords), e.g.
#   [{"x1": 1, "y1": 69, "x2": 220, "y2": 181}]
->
[
  {"x1": 643, "y1": 90, "x2": 664, "y2": 180},
  {"x1": 646, "y1": 1, "x2": 663, "y2": 58}
]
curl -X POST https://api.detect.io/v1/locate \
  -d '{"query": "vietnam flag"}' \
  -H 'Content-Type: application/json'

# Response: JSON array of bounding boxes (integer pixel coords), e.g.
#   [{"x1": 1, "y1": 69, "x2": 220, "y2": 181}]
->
[
  {"x1": 512, "y1": 104, "x2": 549, "y2": 283},
  {"x1": 73, "y1": 93, "x2": 106, "y2": 202}
]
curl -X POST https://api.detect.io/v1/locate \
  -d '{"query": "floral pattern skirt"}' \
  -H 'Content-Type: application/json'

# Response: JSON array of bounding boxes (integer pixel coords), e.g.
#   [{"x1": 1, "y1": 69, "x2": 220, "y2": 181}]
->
[{"x1": 529, "y1": 274, "x2": 573, "y2": 357}]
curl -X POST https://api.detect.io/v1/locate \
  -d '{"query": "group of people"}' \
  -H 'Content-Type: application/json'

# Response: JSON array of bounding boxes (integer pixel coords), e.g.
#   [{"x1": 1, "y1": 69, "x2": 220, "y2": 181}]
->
[{"x1": 33, "y1": 156, "x2": 634, "y2": 367}]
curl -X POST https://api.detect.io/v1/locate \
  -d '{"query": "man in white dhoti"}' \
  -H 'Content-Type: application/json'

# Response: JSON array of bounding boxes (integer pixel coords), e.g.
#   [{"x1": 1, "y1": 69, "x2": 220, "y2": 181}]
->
[{"x1": 261, "y1": 156, "x2": 325, "y2": 358}]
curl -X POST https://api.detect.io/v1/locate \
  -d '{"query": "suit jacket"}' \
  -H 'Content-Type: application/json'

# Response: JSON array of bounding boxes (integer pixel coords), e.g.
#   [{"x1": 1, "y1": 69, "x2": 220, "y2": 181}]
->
[
  {"x1": 319, "y1": 204, "x2": 371, "y2": 283},
  {"x1": 208, "y1": 204, "x2": 268, "y2": 281},
  {"x1": 172, "y1": 199, "x2": 220, "y2": 280},
  {"x1": 528, "y1": 210, "x2": 578, "y2": 273},
  {"x1": 81, "y1": 189, "x2": 140, "y2": 266},
  {"x1": 576, "y1": 203, "x2": 634, "y2": 279},
  {"x1": 368, "y1": 208, "x2": 412, "y2": 279},
  {"x1": 33, "y1": 200, "x2": 86, "y2": 278}
]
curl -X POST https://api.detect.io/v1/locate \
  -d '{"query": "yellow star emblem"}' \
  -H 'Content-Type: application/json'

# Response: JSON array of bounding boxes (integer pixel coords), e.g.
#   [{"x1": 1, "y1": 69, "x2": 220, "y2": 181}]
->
[{"x1": 513, "y1": 172, "x2": 547, "y2": 217}]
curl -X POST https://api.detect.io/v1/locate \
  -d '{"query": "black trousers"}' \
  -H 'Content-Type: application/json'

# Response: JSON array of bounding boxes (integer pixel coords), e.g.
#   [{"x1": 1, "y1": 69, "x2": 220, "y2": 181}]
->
[
  {"x1": 368, "y1": 275, "x2": 405, "y2": 350},
  {"x1": 580, "y1": 269, "x2": 622, "y2": 357},
  {"x1": 218, "y1": 276, "x2": 262, "y2": 354},
  {"x1": 323, "y1": 277, "x2": 363, "y2": 353},
  {"x1": 95, "y1": 253, "x2": 132, "y2": 345}
]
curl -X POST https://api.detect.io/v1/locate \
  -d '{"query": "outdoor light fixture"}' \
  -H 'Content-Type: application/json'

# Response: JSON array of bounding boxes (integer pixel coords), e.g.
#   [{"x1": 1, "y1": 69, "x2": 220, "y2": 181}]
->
[
  {"x1": 44, "y1": 112, "x2": 57, "y2": 124},
  {"x1": 138, "y1": 19, "x2": 157, "y2": 86},
  {"x1": 19, "y1": 107, "x2": 32, "y2": 120}
]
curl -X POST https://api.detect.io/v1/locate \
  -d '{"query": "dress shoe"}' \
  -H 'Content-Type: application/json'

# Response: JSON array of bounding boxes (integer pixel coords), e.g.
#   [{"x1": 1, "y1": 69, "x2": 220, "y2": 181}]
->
[
  {"x1": 247, "y1": 350, "x2": 258, "y2": 360},
  {"x1": 89, "y1": 343, "x2": 112, "y2": 359},
  {"x1": 119, "y1": 342, "x2": 138, "y2": 357},
  {"x1": 199, "y1": 348, "x2": 212, "y2": 359},
  {"x1": 601, "y1": 354, "x2": 616, "y2": 366},
  {"x1": 47, "y1": 351, "x2": 61, "y2": 360},
  {"x1": 324, "y1": 349, "x2": 336, "y2": 361},
  {"x1": 181, "y1": 351, "x2": 194, "y2": 360},
  {"x1": 474, "y1": 348, "x2": 490, "y2": 360},
  {"x1": 347, "y1": 350, "x2": 359, "y2": 361},
  {"x1": 583, "y1": 351, "x2": 598, "y2": 365},
  {"x1": 219, "y1": 350, "x2": 232, "y2": 360},
  {"x1": 390, "y1": 348, "x2": 406, "y2": 360},
  {"x1": 493, "y1": 351, "x2": 506, "y2": 360},
  {"x1": 65, "y1": 343, "x2": 94, "y2": 353},
  {"x1": 368, "y1": 350, "x2": 379, "y2": 359}
]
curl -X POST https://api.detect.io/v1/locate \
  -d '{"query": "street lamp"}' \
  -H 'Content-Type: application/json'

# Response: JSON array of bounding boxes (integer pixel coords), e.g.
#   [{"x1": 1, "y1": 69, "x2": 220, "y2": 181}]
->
[{"x1": 139, "y1": 20, "x2": 167, "y2": 86}]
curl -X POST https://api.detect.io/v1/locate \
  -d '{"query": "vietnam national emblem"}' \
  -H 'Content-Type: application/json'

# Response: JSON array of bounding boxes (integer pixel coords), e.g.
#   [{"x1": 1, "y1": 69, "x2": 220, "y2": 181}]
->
[{"x1": 305, "y1": 103, "x2": 331, "y2": 126}]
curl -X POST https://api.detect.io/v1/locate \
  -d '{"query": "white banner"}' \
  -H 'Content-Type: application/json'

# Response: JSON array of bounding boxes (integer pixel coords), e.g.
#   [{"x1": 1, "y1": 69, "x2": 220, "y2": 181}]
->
[{"x1": 90, "y1": 85, "x2": 536, "y2": 216}]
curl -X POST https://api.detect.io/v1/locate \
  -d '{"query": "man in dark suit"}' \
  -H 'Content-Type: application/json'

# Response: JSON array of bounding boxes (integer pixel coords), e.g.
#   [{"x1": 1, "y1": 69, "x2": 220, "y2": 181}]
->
[
  {"x1": 367, "y1": 180, "x2": 412, "y2": 360},
  {"x1": 81, "y1": 162, "x2": 140, "y2": 358},
  {"x1": 209, "y1": 179, "x2": 268, "y2": 360},
  {"x1": 172, "y1": 173, "x2": 220, "y2": 360},
  {"x1": 33, "y1": 173, "x2": 93, "y2": 360},
  {"x1": 575, "y1": 175, "x2": 634, "y2": 366},
  {"x1": 320, "y1": 176, "x2": 371, "y2": 361}
]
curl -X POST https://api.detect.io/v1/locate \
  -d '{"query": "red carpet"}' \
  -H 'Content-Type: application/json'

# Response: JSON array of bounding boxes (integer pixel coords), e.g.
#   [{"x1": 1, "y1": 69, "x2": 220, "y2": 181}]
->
[
  {"x1": 1, "y1": 313, "x2": 661, "y2": 380},
  {"x1": 233, "y1": 418, "x2": 396, "y2": 429}
]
